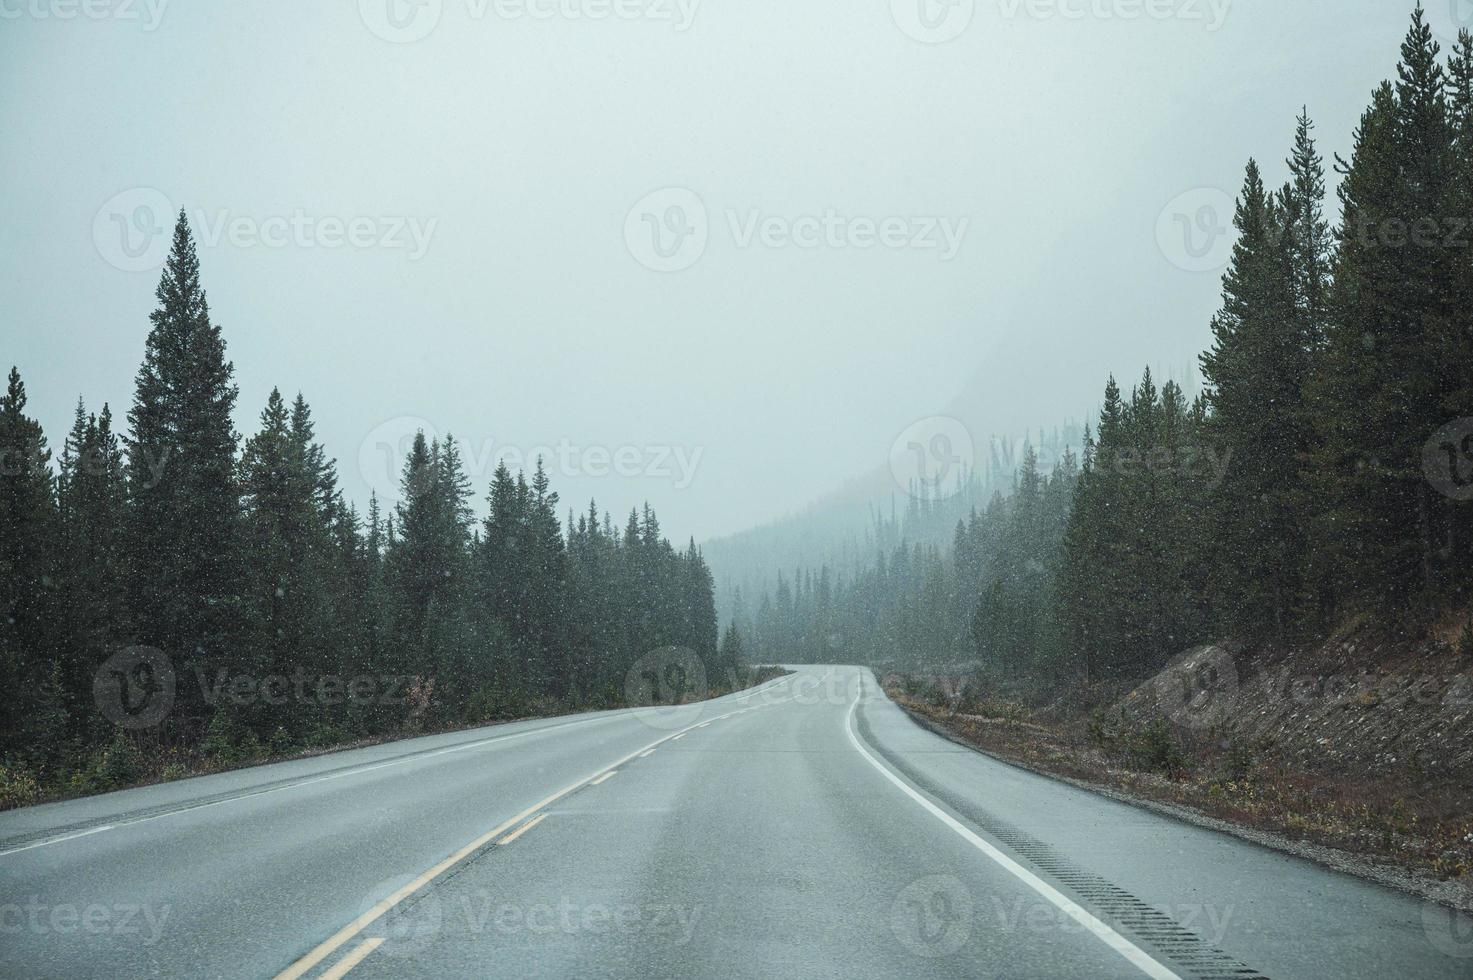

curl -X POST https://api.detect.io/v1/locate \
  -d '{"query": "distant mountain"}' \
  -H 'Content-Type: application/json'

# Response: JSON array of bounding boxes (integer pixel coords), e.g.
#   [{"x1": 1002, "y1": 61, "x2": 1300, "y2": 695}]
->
[
  {"x1": 702, "y1": 423, "x2": 1086, "y2": 623},
  {"x1": 701, "y1": 353, "x2": 1203, "y2": 625}
]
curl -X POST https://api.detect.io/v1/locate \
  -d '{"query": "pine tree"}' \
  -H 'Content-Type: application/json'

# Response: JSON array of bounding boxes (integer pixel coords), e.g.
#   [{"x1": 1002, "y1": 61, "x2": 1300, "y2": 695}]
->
[
  {"x1": 718, "y1": 621, "x2": 746, "y2": 680},
  {"x1": 56, "y1": 401, "x2": 128, "y2": 736},
  {"x1": 1311, "y1": 10, "x2": 1460, "y2": 614},
  {"x1": 1286, "y1": 109, "x2": 1333, "y2": 350},
  {"x1": 1200, "y1": 160, "x2": 1309, "y2": 637},
  {"x1": 525, "y1": 458, "x2": 568, "y2": 697},
  {"x1": 125, "y1": 211, "x2": 241, "y2": 714},
  {"x1": 239, "y1": 388, "x2": 334, "y2": 734},
  {"x1": 0, "y1": 368, "x2": 66, "y2": 764},
  {"x1": 1443, "y1": 30, "x2": 1473, "y2": 586}
]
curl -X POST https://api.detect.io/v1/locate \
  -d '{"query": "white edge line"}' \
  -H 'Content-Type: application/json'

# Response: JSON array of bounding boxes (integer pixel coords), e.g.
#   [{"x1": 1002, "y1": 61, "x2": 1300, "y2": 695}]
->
[
  {"x1": 0, "y1": 824, "x2": 115, "y2": 858},
  {"x1": 0, "y1": 714, "x2": 611, "y2": 858},
  {"x1": 1, "y1": 674, "x2": 796, "y2": 859},
  {"x1": 844, "y1": 671, "x2": 1181, "y2": 980}
]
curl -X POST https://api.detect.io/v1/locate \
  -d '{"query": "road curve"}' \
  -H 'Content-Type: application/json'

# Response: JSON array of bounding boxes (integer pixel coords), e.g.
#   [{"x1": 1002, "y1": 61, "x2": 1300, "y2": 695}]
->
[{"x1": 1, "y1": 666, "x2": 1469, "y2": 979}]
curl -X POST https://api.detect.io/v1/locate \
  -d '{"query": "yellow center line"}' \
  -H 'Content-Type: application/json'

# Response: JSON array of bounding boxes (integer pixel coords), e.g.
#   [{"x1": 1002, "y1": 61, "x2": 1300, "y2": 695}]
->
[
  {"x1": 271, "y1": 709, "x2": 723, "y2": 980},
  {"x1": 496, "y1": 812, "x2": 548, "y2": 846},
  {"x1": 589, "y1": 770, "x2": 618, "y2": 786},
  {"x1": 319, "y1": 938, "x2": 384, "y2": 980}
]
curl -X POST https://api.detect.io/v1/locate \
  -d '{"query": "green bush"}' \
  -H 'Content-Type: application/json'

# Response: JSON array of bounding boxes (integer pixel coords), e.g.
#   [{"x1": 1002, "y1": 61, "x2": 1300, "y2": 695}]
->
[
  {"x1": 1090, "y1": 711, "x2": 1190, "y2": 777},
  {"x1": 303, "y1": 723, "x2": 347, "y2": 750},
  {"x1": 1222, "y1": 737, "x2": 1255, "y2": 782},
  {"x1": 65, "y1": 733, "x2": 145, "y2": 794},
  {"x1": 97, "y1": 732, "x2": 143, "y2": 787},
  {"x1": 267, "y1": 726, "x2": 296, "y2": 757},
  {"x1": 0, "y1": 762, "x2": 41, "y2": 810},
  {"x1": 1127, "y1": 720, "x2": 1189, "y2": 777},
  {"x1": 201, "y1": 712, "x2": 263, "y2": 766},
  {"x1": 468, "y1": 683, "x2": 529, "y2": 722}
]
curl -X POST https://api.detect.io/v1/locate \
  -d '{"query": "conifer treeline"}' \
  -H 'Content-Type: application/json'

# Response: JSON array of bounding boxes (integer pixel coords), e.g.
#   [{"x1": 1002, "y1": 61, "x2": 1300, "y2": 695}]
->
[
  {"x1": 0, "y1": 213, "x2": 725, "y2": 788},
  {"x1": 748, "y1": 11, "x2": 1473, "y2": 681}
]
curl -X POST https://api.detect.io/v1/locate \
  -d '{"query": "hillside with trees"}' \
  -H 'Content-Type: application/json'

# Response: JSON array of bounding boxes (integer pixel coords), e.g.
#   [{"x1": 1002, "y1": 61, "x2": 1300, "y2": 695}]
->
[{"x1": 747, "y1": 10, "x2": 1473, "y2": 687}]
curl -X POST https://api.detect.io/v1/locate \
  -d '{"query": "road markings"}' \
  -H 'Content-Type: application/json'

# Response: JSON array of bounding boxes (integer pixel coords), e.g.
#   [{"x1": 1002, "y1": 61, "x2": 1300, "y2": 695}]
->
[
  {"x1": 271, "y1": 699, "x2": 756, "y2": 980},
  {"x1": 638, "y1": 749, "x2": 656, "y2": 758},
  {"x1": 0, "y1": 714, "x2": 623, "y2": 860},
  {"x1": 320, "y1": 938, "x2": 384, "y2": 980},
  {"x1": 844, "y1": 672, "x2": 1181, "y2": 980},
  {"x1": 1, "y1": 679, "x2": 799, "y2": 861},
  {"x1": 590, "y1": 771, "x2": 618, "y2": 786},
  {"x1": 497, "y1": 812, "x2": 548, "y2": 845},
  {"x1": 671, "y1": 733, "x2": 686, "y2": 741},
  {"x1": 0, "y1": 824, "x2": 115, "y2": 858}
]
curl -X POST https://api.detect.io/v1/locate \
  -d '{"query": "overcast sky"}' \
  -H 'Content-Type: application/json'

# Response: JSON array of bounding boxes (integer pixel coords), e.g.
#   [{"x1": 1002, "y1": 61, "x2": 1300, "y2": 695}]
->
[{"x1": 1, "y1": 0, "x2": 1454, "y2": 541}]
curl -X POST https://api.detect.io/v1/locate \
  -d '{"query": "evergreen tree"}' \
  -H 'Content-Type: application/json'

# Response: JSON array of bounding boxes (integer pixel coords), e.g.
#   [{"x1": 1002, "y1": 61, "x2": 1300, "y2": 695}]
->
[
  {"x1": 125, "y1": 211, "x2": 241, "y2": 717},
  {"x1": 0, "y1": 368, "x2": 66, "y2": 764},
  {"x1": 1311, "y1": 9, "x2": 1460, "y2": 614},
  {"x1": 56, "y1": 401, "x2": 128, "y2": 736},
  {"x1": 239, "y1": 389, "x2": 334, "y2": 734},
  {"x1": 1200, "y1": 160, "x2": 1309, "y2": 637}
]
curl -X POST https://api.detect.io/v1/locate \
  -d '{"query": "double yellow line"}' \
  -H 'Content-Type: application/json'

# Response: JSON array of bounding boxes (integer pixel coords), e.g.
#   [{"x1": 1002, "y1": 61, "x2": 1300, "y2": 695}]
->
[{"x1": 272, "y1": 692, "x2": 773, "y2": 980}]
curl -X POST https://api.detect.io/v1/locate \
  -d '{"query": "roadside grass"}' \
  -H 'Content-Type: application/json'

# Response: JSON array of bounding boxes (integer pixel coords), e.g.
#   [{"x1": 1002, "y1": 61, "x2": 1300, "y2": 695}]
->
[{"x1": 0, "y1": 664, "x2": 793, "y2": 812}]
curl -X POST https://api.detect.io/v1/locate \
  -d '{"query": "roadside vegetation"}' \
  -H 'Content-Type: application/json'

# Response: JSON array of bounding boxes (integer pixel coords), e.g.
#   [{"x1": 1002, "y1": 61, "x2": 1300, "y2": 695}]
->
[
  {"x1": 731, "y1": 12, "x2": 1473, "y2": 893},
  {"x1": 746, "y1": 8, "x2": 1473, "y2": 685},
  {"x1": 0, "y1": 661, "x2": 786, "y2": 812},
  {"x1": 888, "y1": 669, "x2": 1473, "y2": 893},
  {"x1": 0, "y1": 215, "x2": 760, "y2": 810}
]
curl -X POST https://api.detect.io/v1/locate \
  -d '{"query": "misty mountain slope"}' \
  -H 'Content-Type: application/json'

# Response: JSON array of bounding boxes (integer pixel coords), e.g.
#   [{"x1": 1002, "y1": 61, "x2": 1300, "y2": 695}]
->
[
  {"x1": 702, "y1": 422, "x2": 1086, "y2": 621},
  {"x1": 701, "y1": 351, "x2": 1205, "y2": 622}
]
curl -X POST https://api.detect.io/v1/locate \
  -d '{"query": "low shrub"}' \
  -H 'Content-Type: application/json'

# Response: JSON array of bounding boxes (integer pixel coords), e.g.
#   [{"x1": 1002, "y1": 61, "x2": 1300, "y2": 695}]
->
[{"x1": 0, "y1": 762, "x2": 41, "y2": 810}]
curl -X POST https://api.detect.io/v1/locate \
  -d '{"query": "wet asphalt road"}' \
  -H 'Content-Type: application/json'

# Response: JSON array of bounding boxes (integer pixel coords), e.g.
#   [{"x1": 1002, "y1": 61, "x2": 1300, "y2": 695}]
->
[{"x1": 2, "y1": 665, "x2": 1470, "y2": 979}]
